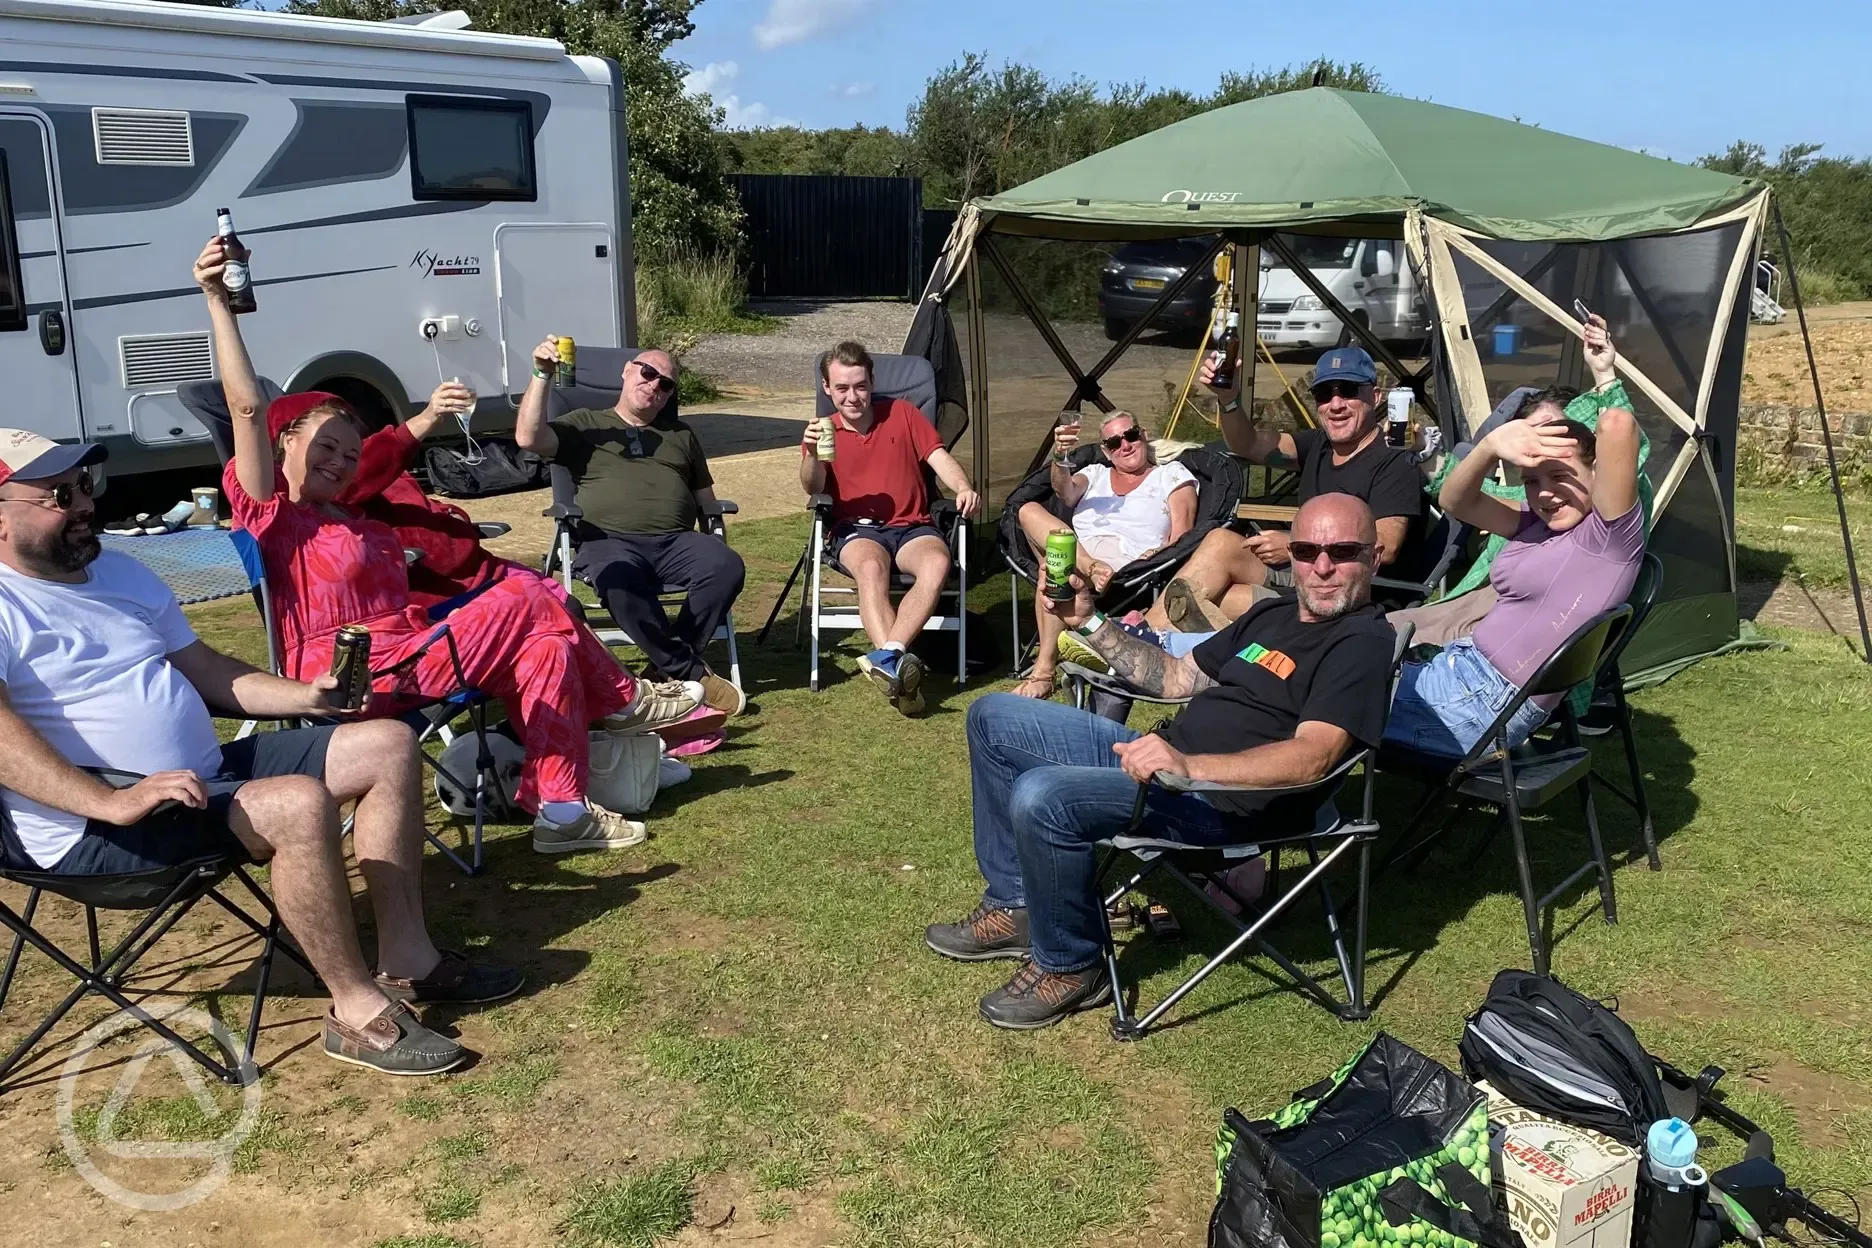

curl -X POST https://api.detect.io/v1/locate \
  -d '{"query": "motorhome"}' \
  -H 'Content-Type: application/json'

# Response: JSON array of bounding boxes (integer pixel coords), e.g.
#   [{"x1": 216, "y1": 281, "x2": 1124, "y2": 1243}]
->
[
  {"x1": 0, "y1": 0, "x2": 633, "y2": 478},
  {"x1": 1256, "y1": 235, "x2": 1428, "y2": 350}
]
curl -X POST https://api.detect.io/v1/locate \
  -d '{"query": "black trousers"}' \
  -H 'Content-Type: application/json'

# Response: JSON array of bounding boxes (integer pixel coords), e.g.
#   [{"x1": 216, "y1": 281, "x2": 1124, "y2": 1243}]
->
[{"x1": 574, "y1": 531, "x2": 745, "y2": 680}]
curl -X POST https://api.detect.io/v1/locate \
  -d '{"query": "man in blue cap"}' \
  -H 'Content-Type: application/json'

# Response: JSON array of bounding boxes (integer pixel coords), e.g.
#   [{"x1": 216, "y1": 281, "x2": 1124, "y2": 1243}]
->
[{"x1": 1141, "y1": 344, "x2": 1425, "y2": 631}]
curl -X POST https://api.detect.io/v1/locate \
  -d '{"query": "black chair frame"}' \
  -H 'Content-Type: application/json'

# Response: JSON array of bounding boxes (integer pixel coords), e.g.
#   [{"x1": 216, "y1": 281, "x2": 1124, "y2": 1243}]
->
[
  {"x1": 1093, "y1": 623, "x2": 1414, "y2": 1036},
  {"x1": 0, "y1": 774, "x2": 316, "y2": 1092},
  {"x1": 1376, "y1": 604, "x2": 1634, "y2": 977}
]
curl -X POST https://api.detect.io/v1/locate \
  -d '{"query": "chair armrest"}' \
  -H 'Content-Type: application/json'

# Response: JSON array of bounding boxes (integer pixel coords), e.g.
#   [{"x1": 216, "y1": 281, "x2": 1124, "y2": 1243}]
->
[
  {"x1": 476, "y1": 521, "x2": 512, "y2": 539},
  {"x1": 403, "y1": 547, "x2": 423, "y2": 566},
  {"x1": 544, "y1": 501, "x2": 584, "y2": 522},
  {"x1": 1058, "y1": 663, "x2": 1192, "y2": 708},
  {"x1": 808, "y1": 493, "x2": 834, "y2": 514},
  {"x1": 1371, "y1": 574, "x2": 1431, "y2": 595},
  {"x1": 701, "y1": 499, "x2": 739, "y2": 517},
  {"x1": 1150, "y1": 748, "x2": 1367, "y2": 796}
]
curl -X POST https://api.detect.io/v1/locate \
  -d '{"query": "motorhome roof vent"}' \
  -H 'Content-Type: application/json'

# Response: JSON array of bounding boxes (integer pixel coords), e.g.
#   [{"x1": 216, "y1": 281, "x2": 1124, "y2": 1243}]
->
[
  {"x1": 93, "y1": 108, "x2": 195, "y2": 166},
  {"x1": 120, "y1": 333, "x2": 214, "y2": 389}
]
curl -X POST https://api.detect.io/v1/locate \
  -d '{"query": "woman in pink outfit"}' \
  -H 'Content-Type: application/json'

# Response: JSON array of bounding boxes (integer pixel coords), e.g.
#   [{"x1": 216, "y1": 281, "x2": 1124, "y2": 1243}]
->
[{"x1": 194, "y1": 238, "x2": 709, "y2": 853}]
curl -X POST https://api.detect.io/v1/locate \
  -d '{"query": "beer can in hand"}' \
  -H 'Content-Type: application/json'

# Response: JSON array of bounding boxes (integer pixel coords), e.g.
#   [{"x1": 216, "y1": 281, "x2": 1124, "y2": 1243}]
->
[
  {"x1": 816, "y1": 416, "x2": 837, "y2": 462},
  {"x1": 1043, "y1": 530, "x2": 1079, "y2": 603},
  {"x1": 330, "y1": 626, "x2": 372, "y2": 712},
  {"x1": 555, "y1": 335, "x2": 577, "y2": 388}
]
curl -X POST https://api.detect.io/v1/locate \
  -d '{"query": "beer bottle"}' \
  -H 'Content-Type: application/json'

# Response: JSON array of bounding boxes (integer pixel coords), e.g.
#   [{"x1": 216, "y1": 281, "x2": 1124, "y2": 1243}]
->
[
  {"x1": 1210, "y1": 310, "x2": 1241, "y2": 390},
  {"x1": 216, "y1": 207, "x2": 256, "y2": 315}
]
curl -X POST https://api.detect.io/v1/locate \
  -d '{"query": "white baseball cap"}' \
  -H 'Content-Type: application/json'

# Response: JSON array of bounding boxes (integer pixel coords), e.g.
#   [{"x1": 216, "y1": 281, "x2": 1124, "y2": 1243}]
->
[{"x1": 0, "y1": 429, "x2": 106, "y2": 488}]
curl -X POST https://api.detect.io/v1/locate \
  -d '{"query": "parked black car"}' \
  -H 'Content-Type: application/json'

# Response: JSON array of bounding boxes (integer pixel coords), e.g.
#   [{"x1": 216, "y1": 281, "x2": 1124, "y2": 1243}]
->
[{"x1": 1097, "y1": 238, "x2": 1221, "y2": 342}]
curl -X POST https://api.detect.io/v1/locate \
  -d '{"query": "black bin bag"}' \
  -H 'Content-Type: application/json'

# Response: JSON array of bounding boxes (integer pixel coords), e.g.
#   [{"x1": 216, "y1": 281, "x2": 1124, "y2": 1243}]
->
[{"x1": 1210, "y1": 1034, "x2": 1522, "y2": 1248}]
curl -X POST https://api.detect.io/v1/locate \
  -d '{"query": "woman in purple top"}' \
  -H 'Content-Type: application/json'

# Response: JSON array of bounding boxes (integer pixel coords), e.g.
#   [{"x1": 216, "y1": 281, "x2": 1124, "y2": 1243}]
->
[{"x1": 1384, "y1": 316, "x2": 1644, "y2": 758}]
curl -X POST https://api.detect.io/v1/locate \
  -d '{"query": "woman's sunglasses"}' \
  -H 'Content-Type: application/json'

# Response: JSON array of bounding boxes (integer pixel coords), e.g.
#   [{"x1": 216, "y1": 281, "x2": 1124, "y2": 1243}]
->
[
  {"x1": 1310, "y1": 380, "x2": 1366, "y2": 403},
  {"x1": 1289, "y1": 540, "x2": 1373, "y2": 565},
  {"x1": 635, "y1": 361, "x2": 676, "y2": 394},
  {"x1": 0, "y1": 472, "x2": 94, "y2": 511},
  {"x1": 1101, "y1": 427, "x2": 1144, "y2": 451}
]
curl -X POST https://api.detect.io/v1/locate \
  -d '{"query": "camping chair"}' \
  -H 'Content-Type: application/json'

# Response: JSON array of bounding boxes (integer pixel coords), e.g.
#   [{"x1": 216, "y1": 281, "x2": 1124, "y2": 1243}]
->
[
  {"x1": 998, "y1": 442, "x2": 1241, "y2": 668},
  {"x1": 1372, "y1": 510, "x2": 1472, "y2": 608},
  {"x1": 1376, "y1": 604, "x2": 1634, "y2": 977},
  {"x1": 538, "y1": 346, "x2": 743, "y2": 687},
  {"x1": 1094, "y1": 624, "x2": 1414, "y2": 1037},
  {"x1": 0, "y1": 772, "x2": 314, "y2": 1092},
  {"x1": 181, "y1": 382, "x2": 514, "y2": 877},
  {"x1": 758, "y1": 354, "x2": 972, "y2": 692}
]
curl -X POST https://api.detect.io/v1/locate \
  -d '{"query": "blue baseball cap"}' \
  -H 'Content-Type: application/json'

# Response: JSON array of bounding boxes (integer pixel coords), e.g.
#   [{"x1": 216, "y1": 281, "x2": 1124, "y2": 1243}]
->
[{"x1": 1312, "y1": 346, "x2": 1377, "y2": 389}]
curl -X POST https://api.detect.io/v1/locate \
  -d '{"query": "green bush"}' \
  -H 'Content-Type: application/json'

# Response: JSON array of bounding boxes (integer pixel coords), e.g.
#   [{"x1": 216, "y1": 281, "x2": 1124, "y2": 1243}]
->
[{"x1": 1785, "y1": 265, "x2": 1857, "y2": 307}]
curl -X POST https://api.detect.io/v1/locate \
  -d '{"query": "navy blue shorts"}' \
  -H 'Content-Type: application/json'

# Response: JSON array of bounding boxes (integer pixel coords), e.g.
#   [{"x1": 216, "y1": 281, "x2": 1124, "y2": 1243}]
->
[
  {"x1": 831, "y1": 521, "x2": 945, "y2": 567},
  {"x1": 40, "y1": 726, "x2": 338, "y2": 877}
]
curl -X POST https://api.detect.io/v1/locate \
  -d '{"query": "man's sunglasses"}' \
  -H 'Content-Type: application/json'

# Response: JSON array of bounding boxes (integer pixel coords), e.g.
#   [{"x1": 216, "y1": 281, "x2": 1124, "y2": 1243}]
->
[
  {"x1": 635, "y1": 361, "x2": 676, "y2": 394},
  {"x1": 0, "y1": 472, "x2": 93, "y2": 511},
  {"x1": 1289, "y1": 540, "x2": 1373, "y2": 565},
  {"x1": 1311, "y1": 380, "x2": 1366, "y2": 402},
  {"x1": 1101, "y1": 427, "x2": 1144, "y2": 451}
]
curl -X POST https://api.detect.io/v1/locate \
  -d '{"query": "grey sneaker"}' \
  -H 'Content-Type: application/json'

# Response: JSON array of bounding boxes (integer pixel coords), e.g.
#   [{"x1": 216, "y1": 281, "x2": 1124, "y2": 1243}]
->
[
  {"x1": 926, "y1": 900, "x2": 1030, "y2": 962},
  {"x1": 323, "y1": 1001, "x2": 465, "y2": 1076},
  {"x1": 893, "y1": 651, "x2": 927, "y2": 716},
  {"x1": 978, "y1": 963, "x2": 1112, "y2": 1030},
  {"x1": 603, "y1": 682, "x2": 700, "y2": 735},
  {"x1": 531, "y1": 801, "x2": 649, "y2": 854}
]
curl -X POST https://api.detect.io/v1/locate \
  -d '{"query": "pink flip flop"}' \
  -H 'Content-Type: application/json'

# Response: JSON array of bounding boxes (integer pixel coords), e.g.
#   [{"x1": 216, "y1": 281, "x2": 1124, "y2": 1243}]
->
[
  {"x1": 653, "y1": 705, "x2": 728, "y2": 747},
  {"x1": 664, "y1": 730, "x2": 724, "y2": 758}
]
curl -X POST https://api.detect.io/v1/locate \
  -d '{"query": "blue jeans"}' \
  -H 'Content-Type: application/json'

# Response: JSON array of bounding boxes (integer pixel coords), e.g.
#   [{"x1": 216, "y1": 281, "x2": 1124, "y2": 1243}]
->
[
  {"x1": 1384, "y1": 637, "x2": 1551, "y2": 759},
  {"x1": 966, "y1": 693, "x2": 1236, "y2": 973}
]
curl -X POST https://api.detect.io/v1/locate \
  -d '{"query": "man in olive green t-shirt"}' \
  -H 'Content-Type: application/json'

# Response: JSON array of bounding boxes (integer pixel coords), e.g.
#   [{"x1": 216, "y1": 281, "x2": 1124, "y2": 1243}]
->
[{"x1": 515, "y1": 343, "x2": 746, "y2": 715}]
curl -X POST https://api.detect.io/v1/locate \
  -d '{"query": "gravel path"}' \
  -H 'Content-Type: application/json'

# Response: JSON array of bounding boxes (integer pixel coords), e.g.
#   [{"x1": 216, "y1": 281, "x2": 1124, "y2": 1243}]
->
[{"x1": 683, "y1": 299, "x2": 919, "y2": 395}]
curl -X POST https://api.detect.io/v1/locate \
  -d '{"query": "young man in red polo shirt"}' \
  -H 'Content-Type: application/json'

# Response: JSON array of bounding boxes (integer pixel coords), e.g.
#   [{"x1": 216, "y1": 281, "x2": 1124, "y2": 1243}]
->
[{"x1": 800, "y1": 341, "x2": 981, "y2": 714}]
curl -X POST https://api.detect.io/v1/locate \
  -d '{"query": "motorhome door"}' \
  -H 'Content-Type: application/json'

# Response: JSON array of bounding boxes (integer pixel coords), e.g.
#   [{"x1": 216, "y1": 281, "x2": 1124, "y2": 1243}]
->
[
  {"x1": 494, "y1": 222, "x2": 617, "y2": 401},
  {"x1": 0, "y1": 113, "x2": 82, "y2": 442}
]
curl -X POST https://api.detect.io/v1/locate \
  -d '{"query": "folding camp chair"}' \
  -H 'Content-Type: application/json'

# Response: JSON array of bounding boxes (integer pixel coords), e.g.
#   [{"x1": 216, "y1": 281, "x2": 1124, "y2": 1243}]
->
[
  {"x1": 537, "y1": 346, "x2": 743, "y2": 687},
  {"x1": 1586, "y1": 553, "x2": 1664, "y2": 870},
  {"x1": 0, "y1": 772, "x2": 314, "y2": 1092},
  {"x1": 180, "y1": 382, "x2": 514, "y2": 876},
  {"x1": 999, "y1": 442, "x2": 1241, "y2": 667},
  {"x1": 1377, "y1": 604, "x2": 1634, "y2": 976},
  {"x1": 758, "y1": 354, "x2": 973, "y2": 692},
  {"x1": 1091, "y1": 624, "x2": 1415, "y2": 1037}
]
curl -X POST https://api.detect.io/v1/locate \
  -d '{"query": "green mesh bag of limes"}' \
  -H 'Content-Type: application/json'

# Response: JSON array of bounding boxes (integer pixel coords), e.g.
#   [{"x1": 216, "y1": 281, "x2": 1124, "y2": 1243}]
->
[{"x1": 1208, "y1": 1033, "x2": 1520, "y2": 1248}]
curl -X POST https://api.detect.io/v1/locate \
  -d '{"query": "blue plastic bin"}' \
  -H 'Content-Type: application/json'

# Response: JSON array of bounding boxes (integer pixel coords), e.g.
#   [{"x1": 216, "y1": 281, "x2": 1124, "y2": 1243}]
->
[{"x1": 1492, "y1": 323, "x2": 1521, "y2": 356}]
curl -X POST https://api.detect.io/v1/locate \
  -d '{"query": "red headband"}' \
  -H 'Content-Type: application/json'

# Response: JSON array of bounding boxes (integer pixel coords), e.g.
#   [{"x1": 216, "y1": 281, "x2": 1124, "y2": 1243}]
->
[{"x1": 265, "y1": 391, "x2": 345, "y2": 441}]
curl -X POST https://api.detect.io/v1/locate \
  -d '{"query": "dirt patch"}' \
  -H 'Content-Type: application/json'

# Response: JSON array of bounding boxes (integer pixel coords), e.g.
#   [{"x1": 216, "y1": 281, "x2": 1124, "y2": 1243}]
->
[
  {"x1": 683, "y1": 299, "x2": 920, "y2": 395},
  {"x1": 1741, "y1": 1060, "x2": 1872, "y2": 1150},
  {"x1": 1745, "y1": 315, "x2": 1872, "y2": 409}
]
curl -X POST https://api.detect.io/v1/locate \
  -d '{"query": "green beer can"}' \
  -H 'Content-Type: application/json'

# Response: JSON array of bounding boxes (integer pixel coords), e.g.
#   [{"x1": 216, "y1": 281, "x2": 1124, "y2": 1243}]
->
[{"x1": 1043, "y1": 530, "x2": 1078, "y2": 602}]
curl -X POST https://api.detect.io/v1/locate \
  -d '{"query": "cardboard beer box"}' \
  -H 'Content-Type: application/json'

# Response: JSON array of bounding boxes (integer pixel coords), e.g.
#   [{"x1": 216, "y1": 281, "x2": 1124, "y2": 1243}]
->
[{"x1": 1475, "y1": 1081, "x2": 1640, "y2": 1248}]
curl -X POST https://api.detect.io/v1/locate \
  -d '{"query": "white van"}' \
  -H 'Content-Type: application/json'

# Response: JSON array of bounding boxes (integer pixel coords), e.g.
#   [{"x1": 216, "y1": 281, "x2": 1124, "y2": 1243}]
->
[
  {"x1": 1256, "y1": 235, "x2": 1428, "y2": 350},
  {"x1": 0, "y1": 0, "x2": 634, "y2": 478}
]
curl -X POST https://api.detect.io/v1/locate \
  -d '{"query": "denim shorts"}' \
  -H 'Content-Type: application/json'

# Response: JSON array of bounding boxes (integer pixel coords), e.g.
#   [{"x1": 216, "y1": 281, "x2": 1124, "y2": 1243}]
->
[{"x1": 1384, "y1": 637, "x2": 1551, "y2": 759}]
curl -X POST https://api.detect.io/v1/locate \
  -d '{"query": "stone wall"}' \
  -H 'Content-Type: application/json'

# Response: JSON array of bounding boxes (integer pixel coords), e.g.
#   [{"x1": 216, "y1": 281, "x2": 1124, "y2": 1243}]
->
[{"x1": 1735, "y1": 405, "x2": 1872, "y2": 482}]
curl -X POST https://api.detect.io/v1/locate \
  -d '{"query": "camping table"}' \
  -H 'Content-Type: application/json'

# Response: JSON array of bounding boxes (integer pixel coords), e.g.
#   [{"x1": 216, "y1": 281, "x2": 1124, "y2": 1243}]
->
[{"x1": 1236, "y1": 503, "x2": 1299, "y2": 525}]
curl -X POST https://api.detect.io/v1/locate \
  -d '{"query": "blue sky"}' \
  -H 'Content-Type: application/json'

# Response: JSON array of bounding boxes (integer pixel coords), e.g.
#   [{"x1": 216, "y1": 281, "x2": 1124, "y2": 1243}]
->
[{"x1": 673, "y1": 0, "x2": 1869, "y2": 163}]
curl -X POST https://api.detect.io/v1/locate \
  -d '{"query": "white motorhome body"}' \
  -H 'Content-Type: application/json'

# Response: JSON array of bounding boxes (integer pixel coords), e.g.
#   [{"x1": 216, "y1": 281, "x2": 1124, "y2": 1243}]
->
[
  {"x1": 0, "y1": 0, "x2": 634, "y2": 477},
  {"x1": 1256, "y1": 237, "x2": 1426, "y2": 350}
]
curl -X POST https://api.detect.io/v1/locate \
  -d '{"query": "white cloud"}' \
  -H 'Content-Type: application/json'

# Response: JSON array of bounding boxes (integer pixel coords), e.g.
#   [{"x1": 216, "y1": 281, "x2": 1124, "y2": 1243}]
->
[
  {"x1": 717, "y1": 96, "x2": 801, "y2": 130},
  {"x1": 753, "y1": 0, "x2": 872, "y2": 50},
  {"x1": 829, "y1": 81, "x2": 875, "y2": 98},
  {"x1": 681, "y1": 60, "x2": 739, "y2": 97}
]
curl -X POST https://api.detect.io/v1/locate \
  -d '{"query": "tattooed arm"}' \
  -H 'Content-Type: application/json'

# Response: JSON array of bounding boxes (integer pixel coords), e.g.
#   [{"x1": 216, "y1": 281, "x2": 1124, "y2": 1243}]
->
[
  {"x1": 1083, "y1": 621, "x2": 1215, "y2": 699},
  {"x1": 1044, "y1": 574, "x2": 1214, "y2": 699}
]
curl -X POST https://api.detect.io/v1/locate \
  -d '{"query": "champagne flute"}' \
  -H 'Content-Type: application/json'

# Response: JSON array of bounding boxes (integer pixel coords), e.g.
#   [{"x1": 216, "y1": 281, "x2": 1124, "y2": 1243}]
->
[{"x1": 1055, "y1": 410, "x2": 1083, "y2": 463}]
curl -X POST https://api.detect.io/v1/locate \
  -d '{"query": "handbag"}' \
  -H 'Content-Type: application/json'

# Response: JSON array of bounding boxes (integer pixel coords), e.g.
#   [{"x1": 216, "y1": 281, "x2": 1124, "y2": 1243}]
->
[{"x1": 584, "y1": 732, "x2": 662, "y2": 815}]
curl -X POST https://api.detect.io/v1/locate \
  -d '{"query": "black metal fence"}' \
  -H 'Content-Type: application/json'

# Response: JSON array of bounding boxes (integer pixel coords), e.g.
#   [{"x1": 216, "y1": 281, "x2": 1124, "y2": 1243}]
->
[{"x1": 729, "y1": 174, "x2": 924, "y2": 299}]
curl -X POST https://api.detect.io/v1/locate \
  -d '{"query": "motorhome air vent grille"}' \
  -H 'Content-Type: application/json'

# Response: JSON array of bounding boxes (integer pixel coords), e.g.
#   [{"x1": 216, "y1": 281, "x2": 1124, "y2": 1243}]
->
[
  {"x1": 120, "y1": 333, "x2": 214, "y2": 388},
  {"x1": 92, "y1": 108, "x2": 195, "y2": 166}
]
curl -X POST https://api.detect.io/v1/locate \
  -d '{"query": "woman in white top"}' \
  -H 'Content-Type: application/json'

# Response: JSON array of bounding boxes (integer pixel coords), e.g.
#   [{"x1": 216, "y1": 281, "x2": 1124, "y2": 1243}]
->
[{"x1": 1013, "y1": 411, "x2": 1197, "y2": 698}]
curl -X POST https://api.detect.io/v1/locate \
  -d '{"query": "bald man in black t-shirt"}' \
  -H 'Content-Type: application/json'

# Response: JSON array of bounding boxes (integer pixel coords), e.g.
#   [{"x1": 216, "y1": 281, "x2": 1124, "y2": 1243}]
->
[{"x1": 926, "y1": 494, "x2": 1395, "y2": 1031}]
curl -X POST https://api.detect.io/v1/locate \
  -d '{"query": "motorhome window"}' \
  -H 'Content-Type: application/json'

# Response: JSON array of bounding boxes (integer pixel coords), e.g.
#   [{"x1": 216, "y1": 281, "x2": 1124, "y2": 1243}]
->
[
  {"x1": 1279, "y1": 235, "x2": 1357, "y2": 269},
  {"x1": 407, "y1": 96, "x2": 535, "y2": 201},
  {"x1": 0, "y1": 151, "x2": 25, "y2": 332}
]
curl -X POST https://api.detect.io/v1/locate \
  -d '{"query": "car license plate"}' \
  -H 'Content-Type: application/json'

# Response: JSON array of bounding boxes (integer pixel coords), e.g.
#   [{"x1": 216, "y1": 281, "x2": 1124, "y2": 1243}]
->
[{"x1": 1130, "y1": 277, "x2": 1166, "y2": 291}]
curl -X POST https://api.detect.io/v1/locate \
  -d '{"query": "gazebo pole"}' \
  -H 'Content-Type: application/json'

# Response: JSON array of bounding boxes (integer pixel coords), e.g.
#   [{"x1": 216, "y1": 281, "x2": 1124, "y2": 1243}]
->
[{"x1": 1773, "y1": 200, "x2": 1872, "y2": 662}]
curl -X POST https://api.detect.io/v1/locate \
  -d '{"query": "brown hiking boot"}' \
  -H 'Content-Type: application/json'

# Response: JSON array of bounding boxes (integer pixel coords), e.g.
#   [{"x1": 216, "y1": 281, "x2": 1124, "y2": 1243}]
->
[
  {"x1": 925, "y1": 900, "x2": 1030, "y2": 962},
  {"x1": 978, "y1": 962, "x2": 1112, "y2": 1030}
]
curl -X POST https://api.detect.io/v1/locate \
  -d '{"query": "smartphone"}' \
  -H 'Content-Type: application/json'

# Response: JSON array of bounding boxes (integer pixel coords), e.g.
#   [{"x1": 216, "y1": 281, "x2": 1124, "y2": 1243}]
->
[{"x1": 1573, "y1": 298, "x2": 1594, "y2": 323}]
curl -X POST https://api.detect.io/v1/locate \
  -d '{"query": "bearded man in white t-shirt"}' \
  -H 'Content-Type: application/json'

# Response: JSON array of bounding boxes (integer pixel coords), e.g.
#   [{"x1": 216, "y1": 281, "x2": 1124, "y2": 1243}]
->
[
  {"x1": 0, "y1": 430, "x2": 518, "y2": 1078},
  {"x1": 1012, "y1": 411, "x2": 1196, "y2": 699}
]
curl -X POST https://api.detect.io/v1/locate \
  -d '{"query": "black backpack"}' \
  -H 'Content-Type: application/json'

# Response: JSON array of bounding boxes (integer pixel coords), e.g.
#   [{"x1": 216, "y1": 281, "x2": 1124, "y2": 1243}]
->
[
  {"x1": 1458, "y1": 970, "x2": 1669, "y2": 1147},
  {"x1": 423, "y1": 438, "x2": 547, "y2": 498}
]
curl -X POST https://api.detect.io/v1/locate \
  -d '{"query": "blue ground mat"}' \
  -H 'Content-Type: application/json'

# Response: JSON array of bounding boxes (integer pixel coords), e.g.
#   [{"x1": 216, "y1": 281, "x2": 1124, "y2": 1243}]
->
[{"x1": 100, "y1": 528, "x2": 252, "y2": 605}]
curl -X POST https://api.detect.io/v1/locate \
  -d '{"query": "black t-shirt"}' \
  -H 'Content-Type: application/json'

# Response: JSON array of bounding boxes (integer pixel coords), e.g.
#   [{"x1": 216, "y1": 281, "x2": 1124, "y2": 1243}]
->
[
  {"x1": 1292, "y1": 427, "x2": 1426, "y2": 571},
  {"x1": 1160, "y1": 599, "x2": 1394, "y2": 821}
]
